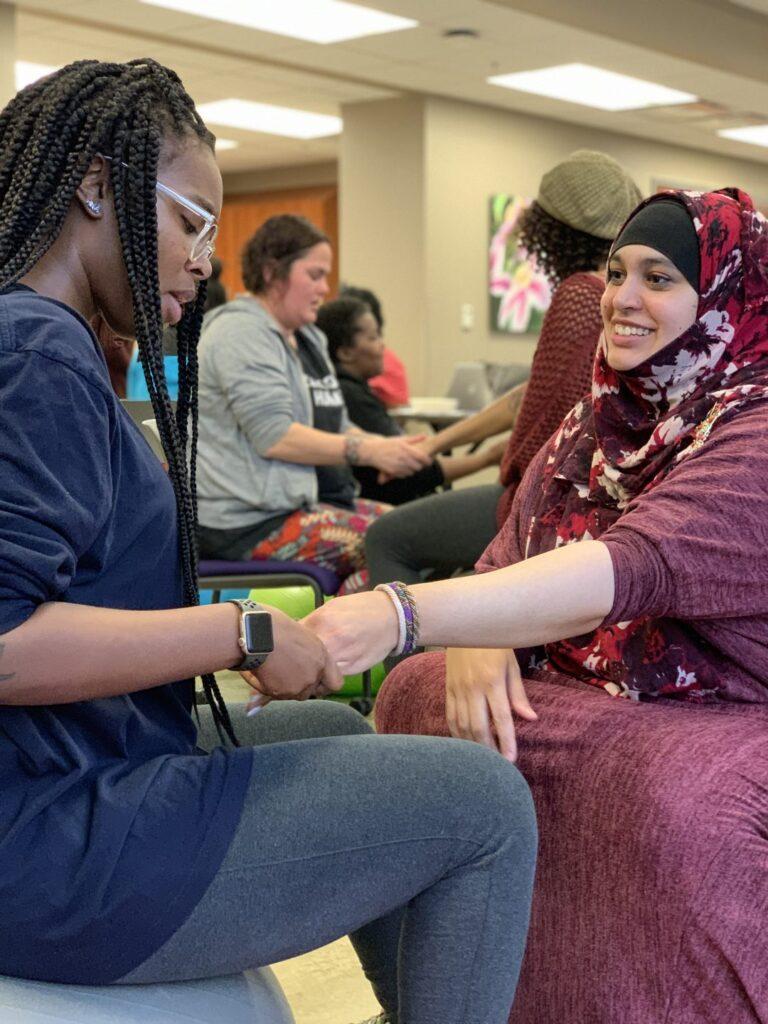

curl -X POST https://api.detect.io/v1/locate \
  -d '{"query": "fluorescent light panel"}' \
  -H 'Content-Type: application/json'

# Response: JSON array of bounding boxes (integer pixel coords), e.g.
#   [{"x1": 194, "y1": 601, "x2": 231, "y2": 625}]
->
[
  {"x1": 488, "y1": 63, "x2": 697, "y2": 111},
  {"x1": 197, "y1": 99, "x2": 342, "y2": 139},
  {"x1": 214, "y1": 138, "x2": 239, "y2": 151},
  {"x1": 15, "y1": 62, "x2": 58, "y2": 90},
  {"x1": 718, "y1": 124, "x2": 768, "y2": 147},
  {"x1": 139, "y1": 0, "x2": 417, "y2": 44}
]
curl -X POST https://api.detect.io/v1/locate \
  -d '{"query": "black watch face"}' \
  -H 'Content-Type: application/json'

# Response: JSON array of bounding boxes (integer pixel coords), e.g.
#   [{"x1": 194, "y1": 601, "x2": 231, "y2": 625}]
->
[{"x1": 243, "y1": 610, "x2": 274, "y2": 654}]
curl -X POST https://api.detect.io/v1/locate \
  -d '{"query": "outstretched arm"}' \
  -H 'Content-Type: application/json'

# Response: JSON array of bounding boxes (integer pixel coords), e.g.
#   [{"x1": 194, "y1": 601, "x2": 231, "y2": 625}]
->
[
  {"x1": 304, "y1": 538, "x2": 614, "y2": 674},
  {"x1": 425, "y1": 383, "x2": 526, "y2": 455},
  {"x1": 0, "y1": 602, "x2": 342, "y2": 705}
]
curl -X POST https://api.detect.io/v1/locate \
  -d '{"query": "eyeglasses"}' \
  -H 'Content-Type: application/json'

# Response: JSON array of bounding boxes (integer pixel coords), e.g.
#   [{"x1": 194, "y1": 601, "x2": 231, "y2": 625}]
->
[
  {"x1": 155, "y1": 179, "x2": 218, "y2": 263},
  {"x1": 100, "y1": 155, "x2": 218, "y2": 262}
]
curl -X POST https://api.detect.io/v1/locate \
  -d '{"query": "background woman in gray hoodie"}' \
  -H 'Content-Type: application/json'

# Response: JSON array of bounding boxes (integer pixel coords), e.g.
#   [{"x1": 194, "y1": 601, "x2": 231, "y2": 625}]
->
[{"x1": 197, "y1": 214, "x2": 430, "y2": 592}]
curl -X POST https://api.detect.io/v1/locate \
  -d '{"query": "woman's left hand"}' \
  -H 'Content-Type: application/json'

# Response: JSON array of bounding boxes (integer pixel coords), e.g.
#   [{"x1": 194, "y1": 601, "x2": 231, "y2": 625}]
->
[
  {"x1": 303, "y1": 592, "x2": 399, "y2": 675},
  {"x1": 445, "y1": 647, "x2": 537, "y2": 762}
]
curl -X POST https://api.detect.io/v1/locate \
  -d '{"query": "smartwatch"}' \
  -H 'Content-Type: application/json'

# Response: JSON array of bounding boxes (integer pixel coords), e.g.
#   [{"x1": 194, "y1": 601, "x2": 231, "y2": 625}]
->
[{"x1": 228, "y1": 599, "x2": 274, "y2": 672}]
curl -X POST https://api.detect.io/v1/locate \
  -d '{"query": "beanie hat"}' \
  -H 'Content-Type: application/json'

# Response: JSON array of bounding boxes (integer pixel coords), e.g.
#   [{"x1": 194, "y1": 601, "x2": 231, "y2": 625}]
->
[
  {"x1": 536, "y1": 150, "x2": 643, "y2": 240},
  {"x1": 611, "y1": 198, "x2": 700, "y2": 292}
]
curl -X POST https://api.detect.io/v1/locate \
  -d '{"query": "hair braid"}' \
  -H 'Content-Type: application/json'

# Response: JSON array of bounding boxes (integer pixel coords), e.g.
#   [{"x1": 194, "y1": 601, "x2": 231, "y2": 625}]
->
[{"x1": 0, "y1": 59, "x2": 236, "y2": 743}]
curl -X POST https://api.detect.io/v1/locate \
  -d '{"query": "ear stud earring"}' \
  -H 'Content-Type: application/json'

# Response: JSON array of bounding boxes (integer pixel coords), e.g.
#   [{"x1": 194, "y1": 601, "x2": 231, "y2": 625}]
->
[{"x1": 85, "y1": 199, "x2": 102, "y2": 214}]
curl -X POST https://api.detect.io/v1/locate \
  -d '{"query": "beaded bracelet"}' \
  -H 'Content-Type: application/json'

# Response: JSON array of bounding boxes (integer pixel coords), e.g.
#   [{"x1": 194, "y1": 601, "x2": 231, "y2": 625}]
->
[{"x1": 374, "y1": 581, "x2": 421, "y2": 655}]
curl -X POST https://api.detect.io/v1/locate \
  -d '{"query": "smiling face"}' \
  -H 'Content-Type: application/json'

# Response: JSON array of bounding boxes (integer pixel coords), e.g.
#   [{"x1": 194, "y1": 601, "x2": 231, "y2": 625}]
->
[
  {"x1": 268, "y1": 241, "x2": 333, "y2": 333},
  {"x1": 601, "y1": 244, "x2": 700, "y2": 371}
]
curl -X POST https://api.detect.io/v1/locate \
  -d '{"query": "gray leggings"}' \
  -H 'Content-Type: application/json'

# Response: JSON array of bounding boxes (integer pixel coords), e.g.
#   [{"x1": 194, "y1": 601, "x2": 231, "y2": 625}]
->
[
  {"x1": 365, "y1": 483, "x2": 504, "y2": 587},
  {"x1": 120, "y1": 701, "x2": 536, "y2": 1024}
]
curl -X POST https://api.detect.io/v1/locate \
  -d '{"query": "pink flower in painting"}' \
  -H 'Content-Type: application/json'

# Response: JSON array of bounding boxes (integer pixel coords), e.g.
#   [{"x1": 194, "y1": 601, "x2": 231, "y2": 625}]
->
[
  {"x1": 489, "y1": 196, "x2": 527, "y2": 286},
  {"x1": 489, "y1": 217, "x2": 519, "y2": 286},
  {"x1": 496, "y1": 259, "x2": 551, "y2": 332},
  {"x1": 489, "y1": 197, "x2": 552, "y2": 332}
]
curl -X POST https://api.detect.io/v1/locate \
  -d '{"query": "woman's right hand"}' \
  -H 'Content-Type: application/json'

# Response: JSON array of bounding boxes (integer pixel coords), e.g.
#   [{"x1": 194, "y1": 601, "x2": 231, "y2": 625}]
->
[
  {"x1": 359, "y1": 434, "x2": 432, "y2": 478},
  {"x1": 445, "y1": 647, "x2": 537, "y2": 762},
  {"x1": 303, "y1": 591, "x2": 400, "y2": 676}
]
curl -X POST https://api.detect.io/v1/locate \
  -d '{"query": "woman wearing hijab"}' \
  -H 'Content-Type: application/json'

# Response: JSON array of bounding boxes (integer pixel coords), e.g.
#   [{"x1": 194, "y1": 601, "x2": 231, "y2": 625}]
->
[
  {"x1": 306, "y1": 185, "x2": 768, "y2": 737},
  {"x1": 305, "y1": 186, "x2": 768, "y2": 1021}
]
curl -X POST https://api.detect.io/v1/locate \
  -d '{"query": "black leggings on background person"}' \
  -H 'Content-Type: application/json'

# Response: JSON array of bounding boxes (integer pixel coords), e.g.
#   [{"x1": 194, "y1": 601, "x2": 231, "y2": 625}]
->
[{"x1": 365, "y1": 484, "x2": 504, "y2": 587}]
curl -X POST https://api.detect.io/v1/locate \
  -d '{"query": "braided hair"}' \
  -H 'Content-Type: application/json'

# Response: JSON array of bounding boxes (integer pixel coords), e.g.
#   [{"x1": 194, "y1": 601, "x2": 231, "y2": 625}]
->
[{"x1": 0, "y1": 59, "x2": 236, "y2": 743}]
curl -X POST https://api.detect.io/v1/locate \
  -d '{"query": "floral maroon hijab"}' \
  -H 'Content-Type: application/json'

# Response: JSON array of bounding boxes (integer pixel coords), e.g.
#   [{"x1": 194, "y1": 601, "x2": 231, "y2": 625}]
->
[{"x1": 525, "y1": 188, "x2": 768, "y2": 699}]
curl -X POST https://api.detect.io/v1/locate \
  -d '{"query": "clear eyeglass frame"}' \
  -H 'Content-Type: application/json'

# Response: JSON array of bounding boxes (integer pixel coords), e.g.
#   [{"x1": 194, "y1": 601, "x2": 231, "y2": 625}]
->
[
  {"x1": 154, "y1": 179, "x2": 218, "y2": 263},
  {"x1": 100, "y1": 154, "x2": 218, "y2": 262}
]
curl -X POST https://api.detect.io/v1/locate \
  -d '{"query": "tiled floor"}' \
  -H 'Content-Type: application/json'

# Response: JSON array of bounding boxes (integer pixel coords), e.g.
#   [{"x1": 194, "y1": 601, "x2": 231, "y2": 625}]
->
[
  {"x1": 272, "y1": 938, "x2": 380, "y2": 1024},
  {"x1": 215, "y1": 671, "x2": 381, "y2": 1023}
]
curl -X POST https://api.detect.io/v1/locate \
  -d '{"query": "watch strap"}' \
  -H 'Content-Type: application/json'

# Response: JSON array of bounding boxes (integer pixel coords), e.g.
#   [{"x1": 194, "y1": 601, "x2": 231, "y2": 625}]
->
[{"x1": 229, "y1": 598, "x2": 273, "y2": 672}]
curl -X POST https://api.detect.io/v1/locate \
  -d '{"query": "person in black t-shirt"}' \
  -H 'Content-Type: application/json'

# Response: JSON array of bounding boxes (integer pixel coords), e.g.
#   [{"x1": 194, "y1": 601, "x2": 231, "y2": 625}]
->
[{"x1": 319, "y1": 298, "x2": 498, "y2": 505}]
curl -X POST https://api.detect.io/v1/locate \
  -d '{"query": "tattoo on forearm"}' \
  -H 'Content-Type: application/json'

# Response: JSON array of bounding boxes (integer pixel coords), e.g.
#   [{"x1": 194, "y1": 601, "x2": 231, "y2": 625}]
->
[{"x1": 0, "y1": 643, "x2": 15, "y2": 683}]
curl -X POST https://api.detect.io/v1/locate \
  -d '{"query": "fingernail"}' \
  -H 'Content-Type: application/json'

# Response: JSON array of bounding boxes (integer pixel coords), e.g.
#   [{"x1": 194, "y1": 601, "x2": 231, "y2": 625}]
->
[{"x1": 246, "y1": 705, "x2": 263, "y2": 717}]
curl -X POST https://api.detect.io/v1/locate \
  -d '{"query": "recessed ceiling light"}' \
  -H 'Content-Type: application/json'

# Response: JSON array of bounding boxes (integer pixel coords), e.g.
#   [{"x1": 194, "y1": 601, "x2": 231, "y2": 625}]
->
[
  {"x1": 15, "y1": 62, "x2": 58, "y2": 90},
  {"x1": 214, "y1": 138, "x2": 239, "y2": 151},
  {"x1": 718, "y1": 124, "x2": 768, "y2": 147},
  {"x1": 139, "y1": 0, "x2": 417, "y2": 44},
  {"x1": 197, "y1": 99, "x2": 342, "y2": 140},
  {"x1": 488, "y1": 63, "x2": 697, "y2": 111}
]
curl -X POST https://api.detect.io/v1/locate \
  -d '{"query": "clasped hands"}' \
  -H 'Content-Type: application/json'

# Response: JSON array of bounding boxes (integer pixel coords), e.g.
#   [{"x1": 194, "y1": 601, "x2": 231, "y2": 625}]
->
[
  {"x1": 242, "y1": 591, "x2": 400, "y2": 713},
  {"x1": 242, "y1": 607, "x2": 343, "y2": 713},
  {"x1": 244, "y1": 599, "x2": 537, "y2": 764}
]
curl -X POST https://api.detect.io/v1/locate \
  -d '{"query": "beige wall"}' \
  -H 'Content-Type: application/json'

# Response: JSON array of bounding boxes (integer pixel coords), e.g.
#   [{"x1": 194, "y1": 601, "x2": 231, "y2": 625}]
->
[
  {"x1": 340, "y1": 96, "x2": 430, "y2": 389},
  {"x1": 0, "y1": 5, "x2": 16, "y2": 110},
  {"x1": 223, "y1": 161, "x2": 337, "y2": 196},
  {"x1": 341, "y1": 93, "x2": 768, "y2": 395}
]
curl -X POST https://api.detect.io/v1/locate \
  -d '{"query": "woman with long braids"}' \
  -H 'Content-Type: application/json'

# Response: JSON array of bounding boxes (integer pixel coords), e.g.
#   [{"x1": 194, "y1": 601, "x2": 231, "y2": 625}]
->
[{"x1": 0, "y1": 60, "x2": 537, "y2": 1024}]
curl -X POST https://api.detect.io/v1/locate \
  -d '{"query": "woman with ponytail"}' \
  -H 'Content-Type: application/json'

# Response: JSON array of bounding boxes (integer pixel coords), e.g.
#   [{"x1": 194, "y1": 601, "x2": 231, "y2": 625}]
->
[{"x1": 0, "y1": 60, "x2": 536, "y2": 1024}]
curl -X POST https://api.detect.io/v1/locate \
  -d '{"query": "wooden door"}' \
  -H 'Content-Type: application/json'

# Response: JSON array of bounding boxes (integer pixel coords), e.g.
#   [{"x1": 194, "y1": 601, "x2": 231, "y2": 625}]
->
[{"x1": 216, "y1": 184, "x2": 338, "y2": 300}]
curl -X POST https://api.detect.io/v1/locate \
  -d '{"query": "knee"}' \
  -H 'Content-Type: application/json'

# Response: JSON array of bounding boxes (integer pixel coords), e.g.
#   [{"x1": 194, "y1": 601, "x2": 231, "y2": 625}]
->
[
  {"x1": 451, "y1": 742, "x2": 538, "y2": 855},
  {"x1": 249, "y1": 699, "x2": 373, "y2": 743},
  {"x1": 376, "y1": 651, "x2": 448, "y2": 736},
  {"x1": 298, "y1": 699, "x2": 374, "y2": 738}
]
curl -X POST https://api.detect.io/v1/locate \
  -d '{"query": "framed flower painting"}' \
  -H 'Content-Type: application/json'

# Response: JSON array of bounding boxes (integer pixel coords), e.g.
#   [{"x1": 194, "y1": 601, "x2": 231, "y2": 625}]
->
[{"x1": 489, "y1": 194, "x2": 551, "y2": 334}]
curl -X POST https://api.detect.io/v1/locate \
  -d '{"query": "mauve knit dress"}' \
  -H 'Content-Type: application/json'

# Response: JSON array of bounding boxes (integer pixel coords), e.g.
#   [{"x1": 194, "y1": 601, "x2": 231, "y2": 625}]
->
[{"x1": 377, "y1": 404, "x2": 768, "y2": 1024}]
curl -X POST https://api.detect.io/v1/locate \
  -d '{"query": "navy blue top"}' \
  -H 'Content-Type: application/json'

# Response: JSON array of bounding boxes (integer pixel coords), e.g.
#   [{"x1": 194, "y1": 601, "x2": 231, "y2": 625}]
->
[{"x1": 0, "y1": 287, "x2": 252, "y2": 983}]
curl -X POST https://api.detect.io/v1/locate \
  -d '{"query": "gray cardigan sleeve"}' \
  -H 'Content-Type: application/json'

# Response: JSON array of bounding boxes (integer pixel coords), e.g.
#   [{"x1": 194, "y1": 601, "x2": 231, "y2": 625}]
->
[{"x1": 205, "y1": 311, "x2": 304, "y2": 456}]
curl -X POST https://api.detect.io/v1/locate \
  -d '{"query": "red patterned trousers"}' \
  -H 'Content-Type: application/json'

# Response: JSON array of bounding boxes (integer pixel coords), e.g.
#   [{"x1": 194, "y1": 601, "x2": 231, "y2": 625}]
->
[{"x1": 250, "y1": 499, "x2": 389, "y2": 595}]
